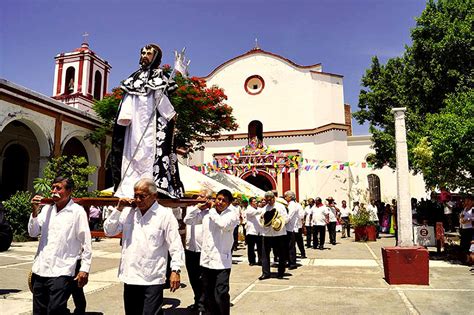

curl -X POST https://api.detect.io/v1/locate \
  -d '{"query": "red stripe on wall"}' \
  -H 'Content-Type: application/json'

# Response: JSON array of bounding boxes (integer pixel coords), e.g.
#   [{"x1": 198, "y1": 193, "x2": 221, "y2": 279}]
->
[
  {"x1": 56, "y1": 60, "x2": 64, "y2": 95},
  {"x1": 88, "y1": 58, "x2": 94, "y2": 95},
  {"x1": 78, "y1": 54, "x2": 84, "y2": 93}
]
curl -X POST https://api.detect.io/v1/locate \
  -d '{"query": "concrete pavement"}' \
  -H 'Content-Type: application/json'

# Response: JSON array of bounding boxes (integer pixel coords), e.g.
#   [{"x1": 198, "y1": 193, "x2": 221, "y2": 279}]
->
[{"x1": 1, "y1": 233, "x2": 472, "y2": 314}]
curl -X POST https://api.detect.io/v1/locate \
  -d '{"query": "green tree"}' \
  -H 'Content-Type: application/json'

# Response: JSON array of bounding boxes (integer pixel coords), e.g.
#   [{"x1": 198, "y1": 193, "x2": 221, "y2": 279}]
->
[
  {"x1": 354, "y1": 0, "x2": 473, "y2": 191},
  {"x1": 33, "y1": 155, "x2": 97, "y2": 197},
  {"x1": 3, "y1": 191, "x2": 33, "y2": 241},
  {"x1": 87, "y1": 70, "x2": 238, "y2": 153},
  {"x1": 413, "y1": 91, "x2": 474, "y2": 193}
]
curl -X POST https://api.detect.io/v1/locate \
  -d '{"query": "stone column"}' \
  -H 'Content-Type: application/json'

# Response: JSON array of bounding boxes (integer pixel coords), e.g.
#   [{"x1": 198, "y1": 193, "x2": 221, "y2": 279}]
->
[{"x1": 391, "y1": 108, "x2": 413, "y2": 246}]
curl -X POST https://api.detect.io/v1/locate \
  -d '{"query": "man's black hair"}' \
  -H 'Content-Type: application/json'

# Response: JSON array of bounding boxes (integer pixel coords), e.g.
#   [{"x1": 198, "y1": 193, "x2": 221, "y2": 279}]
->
[
  {"x1": 53, "y1": 176, "x2": 74, "y2": 190},
  {"x1": 249, "y1": 197, "x2": 257, "y2": 203},
  {"x1": 217, "y1": 189, "x2": 233, "y2": 203}
]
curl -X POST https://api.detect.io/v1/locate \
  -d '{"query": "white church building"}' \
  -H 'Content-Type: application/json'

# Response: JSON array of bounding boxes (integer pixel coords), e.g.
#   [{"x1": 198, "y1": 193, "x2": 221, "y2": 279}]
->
[{"x1": 188, "y1": 46, "x2": 427, "y2": 204}]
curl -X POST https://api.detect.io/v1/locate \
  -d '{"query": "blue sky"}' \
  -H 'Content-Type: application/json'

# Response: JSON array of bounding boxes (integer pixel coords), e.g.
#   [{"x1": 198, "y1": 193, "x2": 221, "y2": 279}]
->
[{"x1": 0, "y1": 0, "x2": 427, "y2": 135}]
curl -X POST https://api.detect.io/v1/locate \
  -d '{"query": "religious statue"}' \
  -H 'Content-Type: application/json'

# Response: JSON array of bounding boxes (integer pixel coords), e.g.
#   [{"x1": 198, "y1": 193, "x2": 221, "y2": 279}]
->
[{"x1": 110, "y1": 44, "x2": 186, "y2": 199}]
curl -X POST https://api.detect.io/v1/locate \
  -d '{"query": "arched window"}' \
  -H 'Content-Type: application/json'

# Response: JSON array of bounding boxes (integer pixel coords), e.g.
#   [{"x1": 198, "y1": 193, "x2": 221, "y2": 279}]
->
[
  {"x1": 248, "y1": 120, "x2": 263, "y2": 143},
  {"x1": 93, "y1": 70, "x2": 102, "y2": 100},
  {"x1": 65, "y1": 67, "x2": 76, "y2": 95},
  {"x1": 367, "y1": 174, "x2": 381, "y2": 202},
  {"x1": 62, "y1": 137, "x2": 89, "y2": 162}
]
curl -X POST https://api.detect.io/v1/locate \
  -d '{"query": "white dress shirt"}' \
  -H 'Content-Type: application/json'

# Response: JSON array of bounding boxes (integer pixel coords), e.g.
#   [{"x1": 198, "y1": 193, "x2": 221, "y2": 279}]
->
[
  {"x1": 327, "y1": 206, "x2": 339, "y2": 223},
  {"x1": 245, "y1": 205, "x2": 263, "y2": 236},
  {"x1": 183, "y1": 205, "x2": 208, "y2": 252},
  {"x1": 339, "y1": 206, "x2": 351, "y2": 218},
  {"x1": 296, "y1": 203, "x2": 305, "y2": 230},
  {"x1": 260, "y1": 202, "x2": 289, "y2": 237},
  {"x1": 287, "y1": 201, "x2": 303, "y2": 232},
  {"x1": 311, "y1": 205, "x2": 329, "y2": 226},
  {"x1": 367, "y1": 204, "x2": 379, "y2": 221},
  {"x1": 103, "y1": 202, "x2": 184, "y2": 285},
  {"x1": 185, "y1": 206, "x2": 239, "y2": 269},
  {"x1": 28, "y1": 199, "x2": 92, "y2": 277}
]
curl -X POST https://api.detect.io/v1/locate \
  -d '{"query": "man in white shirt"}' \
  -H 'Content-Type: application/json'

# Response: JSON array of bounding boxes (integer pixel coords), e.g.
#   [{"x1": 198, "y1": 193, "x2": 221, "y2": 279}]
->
[
  {"x1": 245, "y1": 197, "x2": 263, "y2": 266},
  {"x1": 304, "y1": 198, "x2": 315, "y2": 248},
  {"x1": 339, "y1": 200, "x2": 352, "y2": 238},
  {"x1": 367, "y1": 199, "x2": 380, "y2": 239},
  {"x1": 29, "y1": 176, "x2": 92, "y2": 314},
  {"x1": 104, "y1": 178, "x2": 184, "y2": 315},
  {"x1": 284, "y1": 191, "x2": 300, "y2": 269},
  {"x1": 182, "y1": 189, "x2": 213, "y2": 311},
  {"x1": 326, "y1": 197, "x2": 340, "y2": 245},
  {"x1": 259, "y1": 191, "x2": 289, "y2": 280},
  {"x1": 184, "y1": 189, "x2": 239, "y2": 315},
  {"x1": 295, "y1": 199, "x2": 306, "y2": 259},
  {"x1": 459, "y1": 196, "x2": 473, "y2": 253},
  {"x1": 311, "y1": 197, "x2": 329, "y2": 250}
]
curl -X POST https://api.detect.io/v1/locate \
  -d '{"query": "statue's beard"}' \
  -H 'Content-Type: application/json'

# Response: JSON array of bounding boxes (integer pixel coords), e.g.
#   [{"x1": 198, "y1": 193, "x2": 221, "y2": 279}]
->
[{"x1": 140, "y1": 57, "x2": 152, "y2": 68}]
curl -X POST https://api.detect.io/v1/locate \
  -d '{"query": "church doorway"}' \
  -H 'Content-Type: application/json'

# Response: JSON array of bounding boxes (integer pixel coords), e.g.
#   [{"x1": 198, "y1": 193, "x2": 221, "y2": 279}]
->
[
  {"x1": 0, "y1": 121, "x2": 41, "y2": 200},
  {"x1": 242, "y1": 171, "x2": 276, "y2": 192},
  {"x1": 1, "y1": 144, "x2": 29, "y2": 200}
]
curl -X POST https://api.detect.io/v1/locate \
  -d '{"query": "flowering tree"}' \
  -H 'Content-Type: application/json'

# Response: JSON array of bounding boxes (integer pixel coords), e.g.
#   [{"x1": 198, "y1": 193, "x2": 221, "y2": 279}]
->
[{"x1": 87, "y1": 67, "x2": 238, "y2": 154}]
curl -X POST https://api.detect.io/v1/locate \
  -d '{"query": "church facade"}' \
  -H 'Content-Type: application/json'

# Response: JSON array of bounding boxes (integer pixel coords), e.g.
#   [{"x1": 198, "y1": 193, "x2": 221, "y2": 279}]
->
[{"x1": 189, "y1": 47, "x2": 426, "y2": 204}]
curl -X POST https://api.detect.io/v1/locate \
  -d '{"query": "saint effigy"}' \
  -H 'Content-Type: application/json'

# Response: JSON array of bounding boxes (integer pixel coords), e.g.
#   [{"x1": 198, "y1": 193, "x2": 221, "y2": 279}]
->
[{"x1": 110, "y1": 44, "x2": 185, "y2": 198}]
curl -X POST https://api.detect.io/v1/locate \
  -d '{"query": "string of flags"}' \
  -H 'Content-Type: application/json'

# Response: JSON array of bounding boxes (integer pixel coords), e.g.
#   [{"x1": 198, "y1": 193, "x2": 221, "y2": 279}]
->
[{"x1": 190, "y1": 141, "x2": 373, "y2": 175}]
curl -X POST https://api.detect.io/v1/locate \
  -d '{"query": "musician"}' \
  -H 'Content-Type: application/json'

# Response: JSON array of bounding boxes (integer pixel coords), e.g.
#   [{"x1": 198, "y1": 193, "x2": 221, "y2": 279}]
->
[
  {"x1": 104, "y1": 178, "x2": 184, "y2": 314},
  {"x1": 29, "y1": 176, "x2": 92, "y2": 314},
  {"x1": 259, "y1": 191, "x2": 289, "y2": 280}
]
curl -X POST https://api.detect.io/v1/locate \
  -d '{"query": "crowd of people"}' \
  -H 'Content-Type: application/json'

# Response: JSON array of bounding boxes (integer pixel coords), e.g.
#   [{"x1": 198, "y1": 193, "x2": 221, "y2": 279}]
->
[{"x1": 26, "y1": 176, "x2": 473, "y2": 314}]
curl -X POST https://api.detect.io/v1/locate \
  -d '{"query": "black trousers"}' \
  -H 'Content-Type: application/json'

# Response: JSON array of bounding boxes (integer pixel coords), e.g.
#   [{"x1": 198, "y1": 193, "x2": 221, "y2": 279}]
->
[
  {"x1": 232, "y1": 226, "x2": 239, "y2": 250},
  {"x1": 123, "y1": 283, "x2": 164, "y2": 315},
  {"x1": 71, "y1": 260, "x2": 86, "y2": 314},
  {"x1": 246, "y1": 234, "x2": 262, "y2": 265},
  {"x1": 295, "y1": 228, "x2": 306, "y2": 257},
  {"x1": 341, "y1": 217, "x2": 350, "y2": 237},
  {"x1": 460, "y1": 228, "x2": 473, "y2": 253},
  {"x1": 201, "y1": 267, "x2": 231, "y2": 315},
  {"x1": 287, "y1": 231, "x2": 297, "y2": 267},
  {"x1": 262, "y1": 235, "x2": 287, "y2": 277},
  {"x1": 32, "y1": 273, "x2": 74, "y2": 315},
  {"x1": 185, "y1": 249, "x2": 204, "y2": 308},
  {"x1": 327, "y1": 222, "x2": 337, "y2": 244},
  {"x1": 313, "y1": 225, "x2": 326, "y2": 248},
  {"x1": 305, "y1": 225, "x2": 312, "y2": 247}
]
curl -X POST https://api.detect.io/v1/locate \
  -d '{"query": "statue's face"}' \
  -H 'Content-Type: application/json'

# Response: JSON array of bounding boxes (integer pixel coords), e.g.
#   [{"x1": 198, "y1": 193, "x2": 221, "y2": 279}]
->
[{"x1": 140, "y1": 47, "x2": 156, "y2": 67}]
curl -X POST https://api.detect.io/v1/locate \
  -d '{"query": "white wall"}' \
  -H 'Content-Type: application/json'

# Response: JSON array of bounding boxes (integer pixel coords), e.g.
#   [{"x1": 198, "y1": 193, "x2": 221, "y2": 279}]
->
[{"x1": 206, "y1": 53, "x2": 344, "y2": 133}]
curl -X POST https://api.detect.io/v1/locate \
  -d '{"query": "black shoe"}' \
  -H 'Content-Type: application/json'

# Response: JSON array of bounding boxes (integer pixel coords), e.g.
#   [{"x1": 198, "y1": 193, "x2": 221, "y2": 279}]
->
[
  {"x1": 187, "y1": 304, "x2": 198, "y2": 311},
  {"x1": 300, "y1": 255, "x2": 307, "y2": 259},
  {"x1": 277, "y1": 274, "x2": 284, "y2": 279},
  {"x1": 319, "y1": 246, "x2": 324, "y2": 250},
  {"x1": 258, "y1": 275, "x2": 270, "y2": 280},
  {"x1": 288, "y1": 265, "x2": 297, "y2": 270},
  {"x1": 341, "y1": 236, "x2": 346, "y2": 239},
  {"x1": 249, "y1": 262, "x2": 256, "y2": 266}
]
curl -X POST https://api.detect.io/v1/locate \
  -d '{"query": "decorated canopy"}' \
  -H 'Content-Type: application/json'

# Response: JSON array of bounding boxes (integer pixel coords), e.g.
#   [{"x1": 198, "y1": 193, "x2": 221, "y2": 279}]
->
[{"x1": 207, "y1": 172, "x2": 265, "y2": 199}]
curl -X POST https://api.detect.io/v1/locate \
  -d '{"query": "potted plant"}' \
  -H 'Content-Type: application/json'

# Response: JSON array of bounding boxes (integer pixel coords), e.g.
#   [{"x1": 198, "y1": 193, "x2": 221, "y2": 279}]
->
[{"x1": 351, "y1": 207, "x2": 377, "y2": 241}]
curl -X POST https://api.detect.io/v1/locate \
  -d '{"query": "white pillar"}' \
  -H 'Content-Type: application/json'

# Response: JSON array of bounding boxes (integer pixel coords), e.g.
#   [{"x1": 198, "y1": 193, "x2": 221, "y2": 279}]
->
[{"x1": 392, "y1": 107, "x2": 413, "y2": 247}]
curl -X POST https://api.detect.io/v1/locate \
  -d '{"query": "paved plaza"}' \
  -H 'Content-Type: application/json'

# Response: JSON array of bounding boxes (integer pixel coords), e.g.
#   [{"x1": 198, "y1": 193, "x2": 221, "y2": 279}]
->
[{"x1": 1, "y1": 234, "x2": 472, "y2": 315}]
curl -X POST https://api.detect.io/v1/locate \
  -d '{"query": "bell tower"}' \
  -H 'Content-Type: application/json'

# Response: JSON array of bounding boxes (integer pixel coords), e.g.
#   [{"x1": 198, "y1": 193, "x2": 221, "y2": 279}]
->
[{"x1": 52, "y1": 34, "x2": 112, "y2": 113}]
